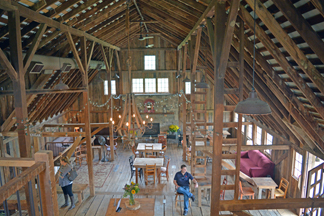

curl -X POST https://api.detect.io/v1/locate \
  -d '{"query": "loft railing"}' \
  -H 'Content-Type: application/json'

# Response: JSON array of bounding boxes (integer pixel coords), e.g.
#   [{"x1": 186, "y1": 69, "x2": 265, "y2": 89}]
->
[{"x1": 0, "y1": 151, "x2": 59, "y2": 216}]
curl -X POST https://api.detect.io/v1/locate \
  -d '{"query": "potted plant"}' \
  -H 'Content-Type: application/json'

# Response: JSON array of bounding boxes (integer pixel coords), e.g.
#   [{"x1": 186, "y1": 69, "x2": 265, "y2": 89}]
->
[
  {"x1": 123, "y1": 182, "x2": 140, "y2": 210},
  {"x1": 169, "y1": 125, "x2": 180, "y2": 135}
]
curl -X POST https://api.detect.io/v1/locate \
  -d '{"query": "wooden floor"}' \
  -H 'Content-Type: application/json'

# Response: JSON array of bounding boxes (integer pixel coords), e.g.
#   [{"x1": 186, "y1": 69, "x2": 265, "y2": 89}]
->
[{"x1": 56, "y1": 142, "x2": 297, "y2": 216}]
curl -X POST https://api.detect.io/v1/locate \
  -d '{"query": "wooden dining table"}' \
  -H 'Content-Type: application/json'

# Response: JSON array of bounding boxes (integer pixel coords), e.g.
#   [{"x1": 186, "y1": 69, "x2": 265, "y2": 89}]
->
[
  {"x1": 136, "y1": 143, "x2": 162, "y2": 153},
  {"x1": 252, "y1": 177, "x2": 278, "y2": 199},
  {"x1": 133, "y1": 158, "x2": 164, "y2": 184}
]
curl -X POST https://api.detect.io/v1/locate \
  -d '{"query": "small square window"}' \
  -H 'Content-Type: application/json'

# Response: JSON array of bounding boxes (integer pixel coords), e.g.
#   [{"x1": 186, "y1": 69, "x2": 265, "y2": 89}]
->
[
  {"x1": 145, "y1": 78, "x2": 156, "y2": 92},
  {"x1": 132, "y1": 79, "x2": 143, "y2": 93},
  {"x1": 293, "y1": 151, "x2": 303, "y2": 178},
  {"x1": 185, "y1": 82, "x2": 191, "y2": 94},
  {"x1": 104, "y1": 80, "x2": 117, "y2": 95},
  {"x1": 158, "y1": 78, "x2": 169, "y2": 92},
  {"x1": 144, "y1": 55, "x2": 156, "y2": 70}
]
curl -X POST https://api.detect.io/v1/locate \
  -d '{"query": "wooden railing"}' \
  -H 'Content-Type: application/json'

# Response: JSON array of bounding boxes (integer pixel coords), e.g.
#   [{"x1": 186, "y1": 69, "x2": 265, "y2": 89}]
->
[{"x1": 0, "y1": 151, "x2": 59, "y2": 216}]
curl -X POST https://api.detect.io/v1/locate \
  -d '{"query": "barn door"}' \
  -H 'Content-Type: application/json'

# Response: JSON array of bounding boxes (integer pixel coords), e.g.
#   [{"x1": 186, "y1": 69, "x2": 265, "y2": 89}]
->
[{"x1": 303, "y1": 162, "x2": 324, "y2": 216}]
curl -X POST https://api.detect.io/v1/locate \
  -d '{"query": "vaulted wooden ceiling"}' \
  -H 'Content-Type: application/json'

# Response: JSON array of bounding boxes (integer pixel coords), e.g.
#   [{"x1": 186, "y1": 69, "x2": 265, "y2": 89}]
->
[{"x1": 0, "y1": 0, "x2": 324, "y2": 156}]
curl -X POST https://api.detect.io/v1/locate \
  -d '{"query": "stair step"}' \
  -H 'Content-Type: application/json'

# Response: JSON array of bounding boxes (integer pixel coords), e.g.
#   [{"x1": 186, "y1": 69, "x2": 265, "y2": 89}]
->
[
  {"x1": 222, "y1": 154, "x2": 237, "y2": 159},
  {"x1": 221, "y1": 170, "x2": 236, "y2": 175},
  {"x1": 221, "y1": 184, "x2": 235, "y2": 190}
]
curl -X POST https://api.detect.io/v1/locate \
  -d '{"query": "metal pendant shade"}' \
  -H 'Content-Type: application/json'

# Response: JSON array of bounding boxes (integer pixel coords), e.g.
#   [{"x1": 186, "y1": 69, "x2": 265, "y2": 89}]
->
[
  {"x1": 112, "y1": 73, "x2": 120, "y2": 79},
  {"x1": 182, "y1": 76, "x2": 190, "y2": 82},
  {"x1": 195, "y1": 75, "x2": 209, "y2": 88},
  {"x1": 54, "y1": 80, "x2": 69, "y2": 90},
  {"x1": 234, "y1": 90, "x2": 271, "y2": 115}
]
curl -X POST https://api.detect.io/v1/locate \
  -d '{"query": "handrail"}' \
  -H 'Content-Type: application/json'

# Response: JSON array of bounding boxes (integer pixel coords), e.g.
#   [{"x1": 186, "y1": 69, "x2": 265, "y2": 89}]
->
[{"x1": 0, "y1": 162, "x2": 45, "y2": 204}]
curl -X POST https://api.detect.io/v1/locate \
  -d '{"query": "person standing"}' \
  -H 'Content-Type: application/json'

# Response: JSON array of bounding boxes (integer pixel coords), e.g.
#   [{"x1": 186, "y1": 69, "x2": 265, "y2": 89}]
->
[
  {"x1": 59, "y1": 156, "x2": 75, "y2": 210},
  {"x1": 173, "y1": 164, "x2": 198, "y2": 215}
]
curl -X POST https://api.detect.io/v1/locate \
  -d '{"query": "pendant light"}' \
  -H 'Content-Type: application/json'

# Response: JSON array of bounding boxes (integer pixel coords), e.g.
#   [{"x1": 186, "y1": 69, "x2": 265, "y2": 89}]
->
[
  {"x1": 234, "y1": 0, "x2": 271, "y2": 115},
  {"x1": 195, "y1": 75, "x2": 209, "y2": 88},
  {"x1": 182, "y1": 76, "x2": 190, "y2": 82}
]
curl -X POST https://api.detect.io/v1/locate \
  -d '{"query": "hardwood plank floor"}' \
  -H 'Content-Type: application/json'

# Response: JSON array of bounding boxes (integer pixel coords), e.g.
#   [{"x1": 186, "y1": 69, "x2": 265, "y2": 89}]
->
[{"x1": 56, "y1": 142, "x2": 297, "y2": 216}]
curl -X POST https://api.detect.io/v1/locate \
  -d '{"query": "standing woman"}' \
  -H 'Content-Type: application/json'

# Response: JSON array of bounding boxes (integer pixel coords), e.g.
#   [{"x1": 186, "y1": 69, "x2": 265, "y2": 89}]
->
[{"x1": 59, "y1": 156, "x2": 75, "y2": 210}]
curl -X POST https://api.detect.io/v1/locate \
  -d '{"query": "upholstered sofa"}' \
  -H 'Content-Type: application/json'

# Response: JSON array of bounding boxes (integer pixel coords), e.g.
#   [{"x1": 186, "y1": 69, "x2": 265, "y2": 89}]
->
[{"x1": 240, "y1": 150, "x2": 275, "y2": 178}]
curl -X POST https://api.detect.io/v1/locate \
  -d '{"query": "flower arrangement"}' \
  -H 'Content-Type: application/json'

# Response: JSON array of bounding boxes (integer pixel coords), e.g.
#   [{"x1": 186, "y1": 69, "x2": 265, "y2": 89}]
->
[
  {"x1": 169, "y1": 125, "x2": 180, "y2": 133},
  {"x1": 123, "y1": 182, "x2": 140, "y2": 205}
]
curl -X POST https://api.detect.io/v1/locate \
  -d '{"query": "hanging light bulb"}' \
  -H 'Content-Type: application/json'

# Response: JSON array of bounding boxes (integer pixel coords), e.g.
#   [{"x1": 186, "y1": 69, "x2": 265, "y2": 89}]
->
[
  {"x1": 119, "y1": 115, "x2": 121, "y2": 118},
  {"x1": 110, "y1": 118, "x2": 113, "y2": 121},
  {"x1": 234, "y1": 0, "x2": 271, "y2": 116},
  {"x1": 143, "y1": 120, "x2": 145, "y2": 124},
  {"x1": 133, "y1": 114, "x2": 135, "y2": 118},
  {"x1": 146, "y1": 115, "x2": 149, "y2": 119},
  {"x1": 150, "y1": 118, "x2": 153, "y2": 122},
  {"x1": 126, "y1": 122, "x2": 129, "y2": 126},
  {"x1": 112, "y1": 121, "x2": 115, "y2": 125}
]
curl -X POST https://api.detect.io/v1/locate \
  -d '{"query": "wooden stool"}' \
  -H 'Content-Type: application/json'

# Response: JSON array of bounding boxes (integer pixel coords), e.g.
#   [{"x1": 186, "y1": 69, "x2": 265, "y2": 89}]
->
[{"x1": 175, "y1": 192, "x2": 191, "y2": 208}]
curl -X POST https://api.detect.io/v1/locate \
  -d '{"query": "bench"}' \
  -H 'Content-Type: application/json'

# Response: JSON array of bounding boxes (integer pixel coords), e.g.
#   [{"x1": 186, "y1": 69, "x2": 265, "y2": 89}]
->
[{"x1": 56, "y1": 183, "x2": 88, "y2": 203}]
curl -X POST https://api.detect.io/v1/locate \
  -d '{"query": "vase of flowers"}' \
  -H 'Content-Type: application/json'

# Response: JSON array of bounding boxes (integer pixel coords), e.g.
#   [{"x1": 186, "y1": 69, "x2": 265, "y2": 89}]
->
[
  {"x1": 123, "y1": 182, "x2": 140, "y2": 210},
  {"x1": 169, "y1": 125, "x2": 180, "y2": 135}
]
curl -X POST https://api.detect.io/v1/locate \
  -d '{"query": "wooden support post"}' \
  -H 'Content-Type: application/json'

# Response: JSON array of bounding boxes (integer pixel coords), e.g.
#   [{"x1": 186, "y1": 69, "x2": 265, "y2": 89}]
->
[
  {"x1": 234, "y1": 18, "x2": 244, "y2": 200},
  {"x1": 35, "y1": 150, "x2": 59, "y2": 216},
  {"x1": 211, "y1": 2, "x2": 226, "y2": 215},
  {"x1": 252, "y1": 123, "x2": 257, "y2": 145},
  {"x1": 33, "y1": 137, "x2": 39, "y2": 153},
  {"x1": 80, "y1": 36, "x2": 95, "y2": 196},
  {"x1": 182, "y1": 44, "x2": 188, "y2": 161}
]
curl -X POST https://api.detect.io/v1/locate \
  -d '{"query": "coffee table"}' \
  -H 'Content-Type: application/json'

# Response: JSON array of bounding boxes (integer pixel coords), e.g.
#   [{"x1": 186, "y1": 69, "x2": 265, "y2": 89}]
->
[{"x1": 252, "y1": 177, "x2": 278, "y2": 199}]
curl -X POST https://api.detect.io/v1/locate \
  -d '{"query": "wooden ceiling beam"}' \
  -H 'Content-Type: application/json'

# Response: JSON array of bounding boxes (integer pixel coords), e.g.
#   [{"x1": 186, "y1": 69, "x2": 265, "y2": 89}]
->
[
  {"x1": 309, "y1": 0, "x2": 324, "y2": 18},
  {"x1": 244, "y1": 0, "x2": 324, "y2": 96},
  {"x1": 5, "y1": 1, "x2": 120, "y2": 50},
  {"x1": 158, "y1": 0, "x2": 202, "y2": 17},
  {"x1": 177, "y1": 0, "x2": 218, "y2": 50},
  {"x1": 272, "y1": 0, "x2": 324, "y2": 65}
]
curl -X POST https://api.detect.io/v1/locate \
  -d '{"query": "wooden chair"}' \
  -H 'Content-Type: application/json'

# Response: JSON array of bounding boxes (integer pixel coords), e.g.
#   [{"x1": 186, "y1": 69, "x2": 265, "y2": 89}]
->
[
  {"x1": 220, "y1": 177, "x2": 227, "y2": 200},
  {"x1": 159, "y1": 145, "x2": 167, "y2": 158},
  {"x1": 158, "y1": 135, "x2": 167, "y2": 146},
  {"x1": 106, "y1": 141, "x2": 118, "y2": 158},
  {"x1": 75, "y1": 144, "x2": 87, "y2": 166},
  {"x1": 175, "y1": 185, "x2": 191, "y2": 208},
  {"x1": 239, "y1": 181, "x2": 254, "y2": 199},
  {"x1": 186, "y1": 147, "x2": 191, "y2": 165},
  {"x1": 145, "y1": 164, "x2": 156, "y2": 185},
  {"x1": 159, "y1": 158, "x2": 170, "y2": 181},
  {"x1": 274, "y1": 178, "x2": 289, "y2": 198},
  {"x1": 132, "y1": 144, "x2": 140, "y2": 158},
  {"x1": 144, "y1": 145, "x2": 155, "y2": 158}
]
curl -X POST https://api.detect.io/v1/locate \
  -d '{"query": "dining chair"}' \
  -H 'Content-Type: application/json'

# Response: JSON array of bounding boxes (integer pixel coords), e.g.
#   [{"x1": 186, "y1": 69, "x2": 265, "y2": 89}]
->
[
  {"x1": 145, "y1": 145, "x2": 155, "y2": 158},
  {"x1": 132, "y1": 144, "x2": 140, "y2": 158},
  {"x1": 175, "y1": 184, "x2": 191, "y2": 208},
  {"x1": 239, "y1": 181, "x2": 254, "y2": 199},
  {"x1": 129, "y1": 156, "x2": 143, "y2": 182},
  {"x1": 106, "y1": 141, "x2": 118, "y2": 158},
  {"x1": 159, "y1": 145, "x2": 167, "y2": 158},
  {"x1": 145, "y1": 164, "x2": 156, "y2": 185},
  {"x1": 75, "y1": 144, "x2": 87, "y2": 166},
  {"x1": 274, "y1": 178, "x2": 289, "y2": 198},
  {"x1": 159, "y1": 158, "x2": 170, "y2": 181}
]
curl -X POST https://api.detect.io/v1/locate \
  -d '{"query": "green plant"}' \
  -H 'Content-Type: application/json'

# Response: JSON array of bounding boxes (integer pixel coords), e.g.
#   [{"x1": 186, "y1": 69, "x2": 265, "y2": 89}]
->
[
  {"x1": 169, "y1": 125, "x2": 180, "y2": 133},
  {"x1": 123, "y1": 182, "x2": 140, "y2": 205}
]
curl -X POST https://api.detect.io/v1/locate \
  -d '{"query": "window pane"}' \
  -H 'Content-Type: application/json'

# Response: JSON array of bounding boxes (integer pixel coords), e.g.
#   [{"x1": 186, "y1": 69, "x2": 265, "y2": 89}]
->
[
  {"x1": 145, "y1": 78, "x2": 156, "y2": 92},
  {"x1": 144, "y1": 55, "x2": 156, "y2": 70},
  {"x1": 294, "y1": 152, "x2": 303, "y2": 178},
  {"x1": 234, "y1": 113, "x2": 238, "y2": 122},
  {"x1": 265, "y1": 133, "x2": 273, "y2": 154},
  {"x1": 111, "y1": 80, "x2": 116, "y2": 95},
  {"x1": 247, "y1": 125, "x2": 252, "y2": 139},
  {"x1": 185, "y1": 82, "x2": 191, "y2": 94},
  {"x1": 104, "y1": 80, "x2": 108, "y2": 95},
  {"x1": 132, "y1": 79, "x2": 143, "y2": 93},
  {"x1": 256, "y1": 127, "x2": 262, "y2": 145},
  {"x1": 158, "y1": 78, "x2": 169, "y2": 92}
]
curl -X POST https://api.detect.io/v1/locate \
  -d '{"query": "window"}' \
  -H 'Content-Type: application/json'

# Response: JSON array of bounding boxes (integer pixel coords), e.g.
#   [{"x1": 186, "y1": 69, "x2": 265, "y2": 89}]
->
[
  {"x1": 241, "y1": 117, "x2": 246, "y2": 133},
  {"x1": 294, "y1": 151, "x2": 303, "y2": 179},
  {"x1": 234, "y1": 113, "x2": 238, "y2": 122},
  {"x1": 247, "y1": 125, "x2": 253, "y2": 139},
  {"x1": 104, "y1": 80, "x2": 117, "y2": 95},
  {"x1": 104, "y1": 80, "x2": 109, "y2": 95},
  {"x1": 185, "y1": 82, "x2": 191, "y2": 94},
  {"x1": 256, "y1": 127, "x2": 262, "y2": 145},
  {"x1": 144, "y1": 55, "x2": 156, "y2": 70},
  {"x1": 111, "y1": 80, "x2": 116, "y2": 95},
  {"x1": 132, "y1": 78, "x2": 143, "y2": 93},
  {"x1": 265, "y1": 133, "x2": 273, "y2": 155},
  {"x1": 158, "y1": 78, "x2": 169, "y2": 92},
  {"x1": 145, "y1": 78, "x2": 156, "y2": 93}
]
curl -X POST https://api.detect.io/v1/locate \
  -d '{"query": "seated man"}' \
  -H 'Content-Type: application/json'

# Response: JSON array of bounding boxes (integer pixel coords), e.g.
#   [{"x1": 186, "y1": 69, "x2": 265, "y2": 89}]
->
[{"x1": 173, "y1": 164, "x2": 198, "y2": 215}]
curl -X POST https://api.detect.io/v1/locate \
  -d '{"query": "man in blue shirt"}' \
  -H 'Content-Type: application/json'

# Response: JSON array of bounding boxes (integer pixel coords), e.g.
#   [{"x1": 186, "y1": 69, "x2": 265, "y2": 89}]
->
[{"x1": 173, "y1": 164, "x2": 198, "y2": 215}]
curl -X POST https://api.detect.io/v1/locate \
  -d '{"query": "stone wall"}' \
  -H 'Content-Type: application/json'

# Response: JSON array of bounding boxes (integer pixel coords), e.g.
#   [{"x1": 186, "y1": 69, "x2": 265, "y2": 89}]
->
[{"x1": 134, "y1": 94, "x2": 180, "y2": 133}]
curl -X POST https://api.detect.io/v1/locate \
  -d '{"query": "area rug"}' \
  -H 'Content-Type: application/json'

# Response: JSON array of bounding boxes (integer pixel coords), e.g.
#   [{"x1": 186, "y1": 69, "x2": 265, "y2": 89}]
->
[{"x1": 73, "y1": 162, "x2": 114, "y2": 188}]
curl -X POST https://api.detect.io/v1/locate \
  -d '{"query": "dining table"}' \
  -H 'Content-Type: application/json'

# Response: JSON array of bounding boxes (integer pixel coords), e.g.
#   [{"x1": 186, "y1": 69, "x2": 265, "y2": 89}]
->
[
  {"x1": 252, "y1": 177, "x2": 278, "y2": 199},
  {"x1": 136, "y1": 143, "x2": 162, "y2": 154},
  {"x1": 133, "y1": 158, "x2": 164, "y2": 184}
]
